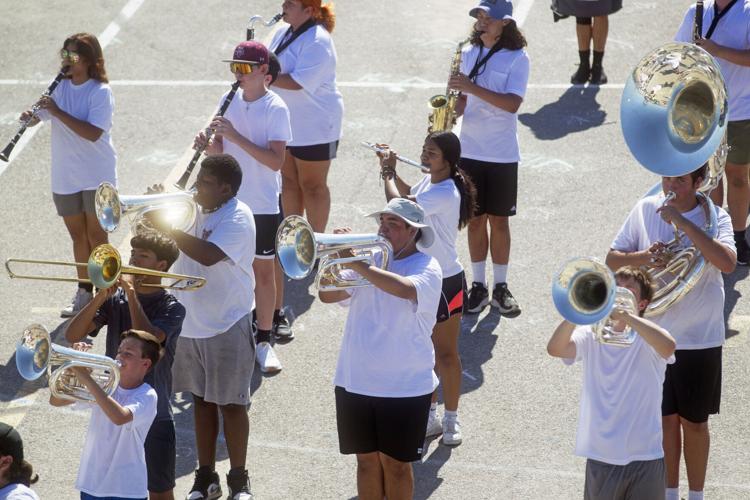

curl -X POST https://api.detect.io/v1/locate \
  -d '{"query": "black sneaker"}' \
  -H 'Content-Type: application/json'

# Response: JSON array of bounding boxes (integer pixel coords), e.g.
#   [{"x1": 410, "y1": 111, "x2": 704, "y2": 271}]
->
[
  {"x1": 466, "y1": 282, "x2": 490, "y2": 314},
  {"x1": 226, "y1": 468, "x2": 253, "y2": 500},
  {"x1": 570, "y1": 64, "x2": 591, "y2": 85},
  {"x1": 273, "y1": 310, "x2": 294, "y2": 340},
  {"x1": 736, "y1": 238, "x2": 750, "y2": 266},
  {"x1": 491, "y1": 283, "x2": 522, "y2": 318},
  {"x1": 589, "y1": 65, "x2": 608, "y2": 85},
  {"x1": 186, "y1": 467, "x2": 222, "y2": 500}
]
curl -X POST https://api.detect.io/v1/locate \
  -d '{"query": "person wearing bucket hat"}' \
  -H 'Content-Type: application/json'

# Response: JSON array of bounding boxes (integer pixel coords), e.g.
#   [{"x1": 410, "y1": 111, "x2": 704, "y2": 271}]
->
[
  {"x1": 373, "y1": 131, "x2": 478, "y2": 447},
  {"x1": 195, "y1": 39, "x2": 292, "y2": 376},
  {"x1": 0, "y1": 423, "x2": 39, "y2": 499},
  {"x1": 448, "y1": 0, "x2": 528, "y2": 319},
  {"x1": 319, "y1": 198, "x2": 442, "y2": 498},
  {"x1": 550, "y1": 0, "x2": 623, "y2": 84}
]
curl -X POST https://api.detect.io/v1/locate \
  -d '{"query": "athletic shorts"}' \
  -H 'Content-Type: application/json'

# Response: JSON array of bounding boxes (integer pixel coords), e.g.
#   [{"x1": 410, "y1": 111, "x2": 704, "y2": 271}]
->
[
  {"x1": 662, "y1": 346, "x2": 722, "y2": 423},
  {"x1": 458, "y1": 158, "x2": 518, "y2": 217},
  {"x1": 288, "y1": 140, "x2": 339, "y2": 161},
  {"x1": 172, "y1": 314, "x2": 255, "y2": 406},
  {"x1": 437, "y1": 271, "x2": 467, "y2": 323},
  {"x1": 584, "y1": 458, "x2": 665, "y2": 500},
  {"x1": 80, "y1": 493, "x2": 145, "y2": 500},
  {"x1": 254, "y1": 212, "x2": 283, "y2": 259},
  {"x1": 727, "y1": 119, "x2": 750, "y2": 165},
  {"x1": 53, "y1": 190, "x2": 97, "y2": 217},
  {"x1": 145, "y1": 419, "x2": 176, "y2": 493},
  {"x1": 335, "y1": 386, "x2": 432, "y2": 463}
]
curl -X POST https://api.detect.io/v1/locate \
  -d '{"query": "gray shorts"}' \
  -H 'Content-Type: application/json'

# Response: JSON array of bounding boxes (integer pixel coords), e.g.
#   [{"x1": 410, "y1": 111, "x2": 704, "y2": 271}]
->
[
  {"x1": 584, "y1": 458, "x2": 665, "y2": 500},
  {"x1": 172, "y1": 314, "x2": 255, "y2": 406},
  {"x1": 52, "y1": 190, "x2": 97, "y2": 217}
]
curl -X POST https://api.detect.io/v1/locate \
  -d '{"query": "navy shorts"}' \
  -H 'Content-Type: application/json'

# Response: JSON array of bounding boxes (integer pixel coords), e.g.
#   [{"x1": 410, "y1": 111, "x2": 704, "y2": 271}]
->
[
  {"x1": 662, "y1": 347, "x2": 722, "y2": 423},
  {"x1": 145, "y1": 419, "x2": 176, "y2": 493},
  {"x1": 288, "y1": 140, "x2": 339, "y2": 161}
]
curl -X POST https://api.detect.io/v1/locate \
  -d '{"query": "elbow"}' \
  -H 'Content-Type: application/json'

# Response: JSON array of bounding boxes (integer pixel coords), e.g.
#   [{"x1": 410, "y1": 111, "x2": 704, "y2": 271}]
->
[
  {"x1": 87, "y1": 130, "x2": 104, "y2": 142},
  {"x1": 604, "y1": 251, "x2": 618, "y2": 271},
  {"x1": 546, "y1": 342, "x2": 560, "y2": 358}
]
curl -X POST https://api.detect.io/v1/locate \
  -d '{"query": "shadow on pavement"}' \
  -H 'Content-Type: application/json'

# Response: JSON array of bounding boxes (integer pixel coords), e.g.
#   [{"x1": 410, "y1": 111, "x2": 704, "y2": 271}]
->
[
  {"x1": 455, "y1": 309, "x2": 501, "y2": 399},
  {"x1": 724, "y1": 266, "x2": 748, "y2": 340},
  {"x1": 518, "y1": 85, "x2": 606, "y2": 140},
  {"x1": 414, "y1": 443, "x2": 453, "y2": 499}
]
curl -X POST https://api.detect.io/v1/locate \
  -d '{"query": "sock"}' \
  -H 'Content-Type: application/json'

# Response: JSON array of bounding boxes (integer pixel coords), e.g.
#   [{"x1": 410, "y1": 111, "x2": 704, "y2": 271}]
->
[
  {"x1": 665, "y1": 487, "x2": 680, "y2": 500},
  {"x1": 196, "y1": 464, "x2": 214, "y2": 475},
  {"x1": 493, "y1": 264, "x2": 508, "y2": 285},
  {"x1": 256, "y1": 328, "x2": 272, "y2": 344},
  {"x1": 444, "y1": 410, "x2": 458, "y2": 422},
  {"x1": 78, "y1": 282, "x2": 93, "y2": 293},
  {"x1": 592, "y1": 50, "x2": 604, "y2": 68},
  {"x1": 578, "y1": 50, "x2": 591, "y2": 67},
  {"x1": 734, "y1": 229, "x2": 746, "y2": 244},
  {"x1": 471, "y1": 261, "x2": 486, "y2": 285},
  {"x1": 273, "y1": 309, "x2": 281, "y2": 322},
  {"x1": 688, "y1": 491, "x2": 704, "y2": 500}
]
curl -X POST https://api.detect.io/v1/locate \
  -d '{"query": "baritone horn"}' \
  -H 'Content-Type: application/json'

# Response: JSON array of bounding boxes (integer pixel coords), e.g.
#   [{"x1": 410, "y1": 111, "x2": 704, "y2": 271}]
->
[
  {"x1": 275, "y1": 215, "x2": 393, "y2": 290},
  {"x1": 16, "y1": 324, "x2": 120, "y2": 402},
  {"x1": 247, "y1": 13, "x2": 282, "y2": 40},
  {"x1": 95, "y1": 182, "x2": 197, "y2": 233},
  {"x1": 552, "y1": 257, "x2": 639, "y2": 346},
  {"x1": 6, "y1": 243, "x2": 206, "y2": 291}
]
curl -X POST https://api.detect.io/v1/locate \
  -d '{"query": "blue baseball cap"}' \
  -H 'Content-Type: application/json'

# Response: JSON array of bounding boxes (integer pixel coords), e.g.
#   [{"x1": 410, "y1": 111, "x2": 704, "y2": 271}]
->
[{"x1": 470, "y1": 0, "x2": 513, "y2": 20}]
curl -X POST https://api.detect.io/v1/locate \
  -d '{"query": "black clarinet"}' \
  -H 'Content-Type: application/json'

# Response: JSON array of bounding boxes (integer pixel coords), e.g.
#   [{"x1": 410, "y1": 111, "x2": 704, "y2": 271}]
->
[
  {"x1": 0, "y1": 67, "x2": 68, "y2": 162},
  {"x1": 175, "y1": 81, "x2": 241, "y2": 189},
  {"x1": 693, "y1": 0, "x2": 704, "y2": 42}
]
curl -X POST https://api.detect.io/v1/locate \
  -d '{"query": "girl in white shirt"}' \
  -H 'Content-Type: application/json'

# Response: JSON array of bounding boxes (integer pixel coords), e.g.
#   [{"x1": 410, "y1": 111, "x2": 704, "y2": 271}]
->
[
  {"x1": 23, "y1": 33, "x2": 117, "y2": 318},
  {"x1": 376, "y1": 131, "x2": 477, "y2": 446}
]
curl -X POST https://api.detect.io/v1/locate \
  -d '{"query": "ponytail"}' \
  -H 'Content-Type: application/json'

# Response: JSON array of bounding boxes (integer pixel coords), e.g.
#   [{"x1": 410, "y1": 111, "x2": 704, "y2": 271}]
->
[
  {"x1": 7, "y1": 458, "x2": 39, "y2": 487},
  {"x1": 452, "y1": 168, "x2": 478, "y2": 229}
]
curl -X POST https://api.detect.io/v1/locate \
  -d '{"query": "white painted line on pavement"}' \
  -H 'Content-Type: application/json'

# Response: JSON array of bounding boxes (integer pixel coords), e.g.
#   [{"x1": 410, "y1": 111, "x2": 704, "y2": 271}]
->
[
  {"x1": 462, "y1": 369, "x2": 477, "y2": 381},
  {"x1": 0, "y1": 0, "x2": 147, "y2": 176},
  {"x1": 515, "y1": 0, "x2": 535, "y2": 27}
]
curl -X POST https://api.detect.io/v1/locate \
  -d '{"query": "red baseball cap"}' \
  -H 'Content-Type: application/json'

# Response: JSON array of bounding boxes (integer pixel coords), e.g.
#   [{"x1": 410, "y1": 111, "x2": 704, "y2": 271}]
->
[{"x1": 222, "y1": 41, "x2": 269, "y2": 65}]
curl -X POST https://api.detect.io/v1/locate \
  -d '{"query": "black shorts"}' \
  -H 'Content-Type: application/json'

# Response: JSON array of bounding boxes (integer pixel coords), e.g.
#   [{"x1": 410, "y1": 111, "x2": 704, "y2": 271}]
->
[
  {"x1": 254, "y1": 213, "x2": 283, "y2": 259},
  {"x1": 459, "y1": 158, "x2": 518, "y2": 217},
  {"x1": 335, "y1": 386, "x2": 432, "y2": 463},
  {"x1": 437, "y1": 271, "x2": 467, "y2": 322},
  {"x1": 662, "y1": 346, "x2": 722, "y2": 423},
  {"x1": 288, "y1": 140, "x2": 339, "y2": 161},
  {"x1": 145, "y1": 419, "x2": 176, "y2": 493}
]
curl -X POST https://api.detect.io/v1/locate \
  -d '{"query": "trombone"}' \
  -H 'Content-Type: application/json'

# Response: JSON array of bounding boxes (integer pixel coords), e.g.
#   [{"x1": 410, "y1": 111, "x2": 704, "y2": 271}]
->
[{"x1": 6, "y1": 243, "x2": 205, "y2": 291}]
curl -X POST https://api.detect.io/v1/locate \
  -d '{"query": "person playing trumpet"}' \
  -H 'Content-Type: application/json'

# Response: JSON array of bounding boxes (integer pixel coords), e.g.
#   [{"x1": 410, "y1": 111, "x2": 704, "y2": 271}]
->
[{"x1": 548, "y1": 267, "x2": 676, "y2": 500}]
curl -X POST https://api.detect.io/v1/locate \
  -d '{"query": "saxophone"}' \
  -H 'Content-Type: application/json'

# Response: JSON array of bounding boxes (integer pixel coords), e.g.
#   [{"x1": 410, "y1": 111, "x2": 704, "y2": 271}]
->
[{"x1": 428, "y1": 38, "x2": 470, "y2": 133}]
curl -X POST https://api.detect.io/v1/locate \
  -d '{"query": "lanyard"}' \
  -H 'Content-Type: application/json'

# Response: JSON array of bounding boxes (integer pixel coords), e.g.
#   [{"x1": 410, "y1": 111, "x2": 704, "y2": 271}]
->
[
  {"x1": 274, "y1": 19, "x2": 317, "y2": 56},
  {"x1": 704, "y1": 0, "x2": 739, "y2": 39},
  {"x1": 468, "y1": 44, "x2": 501, "y2": 82}
]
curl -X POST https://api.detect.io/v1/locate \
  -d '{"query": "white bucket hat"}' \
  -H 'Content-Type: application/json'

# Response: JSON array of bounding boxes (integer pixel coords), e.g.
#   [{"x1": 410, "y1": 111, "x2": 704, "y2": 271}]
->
[{"x1": 366, "y1": 198, "x2": 435, "y2": 248}]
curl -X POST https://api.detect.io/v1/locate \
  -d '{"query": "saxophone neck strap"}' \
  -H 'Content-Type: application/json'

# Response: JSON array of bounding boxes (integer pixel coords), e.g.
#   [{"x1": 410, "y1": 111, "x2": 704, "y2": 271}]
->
[{"x1": 468, "y1": 43, "x2": 502, "y2": 82}]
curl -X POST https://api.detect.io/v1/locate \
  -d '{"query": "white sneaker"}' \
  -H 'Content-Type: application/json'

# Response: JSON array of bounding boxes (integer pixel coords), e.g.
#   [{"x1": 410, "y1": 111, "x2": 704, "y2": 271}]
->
[
  {"x1": 442, "y1": 417, "x2": 462, "y2": 446},
  {"x1": 60, "y1": 289, "x2": 93, "y2": 318},
  {"x1": 255, "y1": 342, "x2": 282, "y2": 373},
  {"x1": 425, "y1": 413, "x2": 442, "y2": 437}
]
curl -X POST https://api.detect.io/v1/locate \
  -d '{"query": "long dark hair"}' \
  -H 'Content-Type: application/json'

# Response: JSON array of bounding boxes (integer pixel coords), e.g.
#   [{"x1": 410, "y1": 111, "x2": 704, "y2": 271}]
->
[
  {"x1": 6, "y1": 458, "x2": 38, "y2": 487},
  {"x1": 470, "y1": 19, "x2": 527, "y2": 51},
  {"x1": 63, "y1": 33, "x2": 109, "y2": 82},
  {"x1": 427, "y1": 132, "x2": 477, "y2": 229}
]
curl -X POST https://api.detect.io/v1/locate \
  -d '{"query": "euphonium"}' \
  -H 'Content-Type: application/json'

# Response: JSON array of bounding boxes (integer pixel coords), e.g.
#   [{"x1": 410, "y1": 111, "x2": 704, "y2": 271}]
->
[
  {"x1": 16, "y1": 324, "x2": 120, "y2": 402},
  {"x1": 428, "y1": 38, "x2": 470, "y2": 133}
]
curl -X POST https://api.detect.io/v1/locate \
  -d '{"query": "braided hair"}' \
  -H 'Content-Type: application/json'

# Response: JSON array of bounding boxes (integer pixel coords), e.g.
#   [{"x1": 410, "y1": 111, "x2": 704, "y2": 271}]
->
[{"x1": 427, "y1": 131, "x2": 477, "y2": 229}]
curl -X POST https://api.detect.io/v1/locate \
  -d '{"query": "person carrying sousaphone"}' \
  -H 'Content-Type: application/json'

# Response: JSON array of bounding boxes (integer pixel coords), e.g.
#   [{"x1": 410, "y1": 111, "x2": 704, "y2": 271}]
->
[
  {"x1": 605, "y1": 164, "x2": 736, "y2": 500},
  {"x1": 319, "y1": 198, "x2": 442, "y2": 499}
]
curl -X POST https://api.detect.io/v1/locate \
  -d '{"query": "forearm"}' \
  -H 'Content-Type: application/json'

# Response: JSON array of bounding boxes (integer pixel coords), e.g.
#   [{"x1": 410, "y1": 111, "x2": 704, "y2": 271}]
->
[
  {"x1": 547, "y1": 320, "x2": 577, "y2": 358},
  {"x1": 125, "y1": 292, "x2": 166, "y2": 343},
  {"x1": 625, "y1": 314, "x2": 676, "y2": 359},
  {"x1": 605, "y1": 249, "x2": 651, "y2": 271},
  {"x1": 680, "y1": 223, "x2": 736, "y2": 273},
  {"x1": 169, "y1": 230, "x2": 226, "y2": 266},
  {"x1": 227, "y1": 135, "x2": 284, "y2": 171},
  {"x1": 51, "y1": 110, "x2": 104, "y2": 142},
  {"x1": 83, "y1": 376, "x2": 132, "y2": 425},
  {"x1": 65, "y1": 298, "x2": 102, "y2": 343},
  {"x1": 49, "y1": 394, "x2": 74, "y2": 407},
  {"x1": 713, "y1": 46, "x2": 750, "y2": 67},
  {"x1": 272, "y1": 73, "x2": 303, "y2": 90},
  {"x1": 348, "y1": 262, "x2": 416, "y2": 300},
  {"x1": 318, "y1": 289, "x2": 350, "y2": 303},
  {"x1": 470, "y1": 86, "x2": 523, "y2": 113},
  {"x1": 383, "y1": 177, "x2": 412, "y2": 201}
]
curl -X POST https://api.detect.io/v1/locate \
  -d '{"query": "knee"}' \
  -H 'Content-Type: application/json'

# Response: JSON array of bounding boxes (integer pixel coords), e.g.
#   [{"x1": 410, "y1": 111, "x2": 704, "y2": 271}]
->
[
  {"x1": 467, "y1": 216, "x2": 485, "y2": 231},
  {"x1": 726, "y1": 169, "x2": 749, "y2": 188},
  {"x1": 435, "y1": 348, "x2": 459, "y2": 368},
  {"x1": 379, "y1": 454, "x2": 411, "y2": 478},
  {"x1": 253, "y1": 263, "x2": 276, "y2": 286},
  {"x1": 680, "y1": 418, "x2": 709, "y2": 435},
  {"x1": 301, "y1": 179, "x2": 329, "y2": 198},
  {"x1": 488, "y1": 216, "x2": 510, "y2": 232},
  {"x1": 356, "y1": 453, "x2": 381, "y2": 473}
]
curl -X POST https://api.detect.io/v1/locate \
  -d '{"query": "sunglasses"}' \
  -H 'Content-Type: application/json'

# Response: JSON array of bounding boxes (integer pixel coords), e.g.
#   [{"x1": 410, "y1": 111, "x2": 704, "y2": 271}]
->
[
  {"x1": 229, "y1": 62, "x2": 258, "y2": 75},
  {"x1": 59, "y1": 49, "x2": 81, "y2": 64}
]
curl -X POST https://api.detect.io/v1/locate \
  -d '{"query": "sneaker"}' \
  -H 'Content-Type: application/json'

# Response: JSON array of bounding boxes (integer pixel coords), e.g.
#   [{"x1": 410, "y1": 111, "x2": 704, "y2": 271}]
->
[
  {"x1": 272, "y1": 310, "x2": 294, "y2": 340},
  {"x1": 466, "y1": 282, "x2": 490, "y2": 314},
  {"x1": 570, "y1": 64, "x2": 591, "y2": 85},
  {"x1": 737, "y1": 238, "x2": 750, "y2": 266},
  {"x1": 256, "y1": 341, "x2": 282, "y2": 373},
  {"x1": 589, "y1": 65, "x2": 608, "y2": 85},
  {"x1": 491, "y1": 283, "x2": 522, "y2": 318},
  {"x1": 425, "y1": 413, "x2": 443, "y2": 438},
  {"x1": 186, "y1": 467, "x2": 222, "y2": 500},
  {"x1": 226, "y1": 469, "x2": 253, "y2": 500},
  {"x1": 60, "y1": 288, "x2": 93, "y2": 318},
  {"x1": 442, "y1": 418, "x2": 463, "y2": 446}
]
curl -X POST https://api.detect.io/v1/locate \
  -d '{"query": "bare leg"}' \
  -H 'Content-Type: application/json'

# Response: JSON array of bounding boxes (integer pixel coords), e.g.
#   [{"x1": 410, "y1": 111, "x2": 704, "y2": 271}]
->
[
  {"x1": 252, "y1": 258, "x2": 276, "y2": 331},
  {"x1": 84, "y1": 211, "x2": 108, "y2": 250},
  {"x1": 192, "y1": 394, "x2": 220, "y2": 468},
  {"x1": 296, "y1": 159, "x2": 332, "y2": 233},
  {"x1": 281, "y1": 154, "x2": 304, "y2": 218},
  {"x1": 149, "y1": 490, "x2": 175, "y2": 500},
  {"x1": 432, "y1": 314, "x2": 462, "y2": 412},
  {"x1": 575, "y1": 22, "x2": 592, "y2": 51},
  {"x1": 592, "y1": 16, "x2": 609, "y2": 52},
  {"x1": 356, "y1": 452, "x2": 384, "y2": 500},
  {"x1": 709, "y1": 176, "x2": 725, "y2": 208},
  {"x1": 662, "y1": 414, "x2": 682, "y2": 488},
  {"x1": 682, "y1": 418, "x2": 710, "y2": 492},
  {"x1": 379, "y1": 452, "x2": 414, "y2": 500},
  {"x1": 274, "y1": 257, "x2": 285, "y2": 311},
  {"x1": 488, "y1": 215, "x2": 511, "y2": 266},
  {"x1": 467, "y1": 215, "x2": 489, "y2": 263},
  {"x1": 725, "y1": 162, "x2": 750, "y2": 231},
  {"x1": 62, "y1": 213, "x2": 93, "y2": 280},
  {"x1": 219, "y1": 404, "x2": 250, "y2": 468}
]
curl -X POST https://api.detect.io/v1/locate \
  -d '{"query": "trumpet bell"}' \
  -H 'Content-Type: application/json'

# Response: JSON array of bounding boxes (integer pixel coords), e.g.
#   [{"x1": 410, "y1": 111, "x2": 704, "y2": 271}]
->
[
  {"x1": 276, "y1": 215, "x2": 317, "y2": 279},
  {"x1": 16, "y1": 324, "x2": 51, "y2": 381},
  {"x1": 621, "y1": 42, "x2": 728, "y2": 176},
  {"x1": 552, "y1": 258, "x2": 616, "y2": 325}
]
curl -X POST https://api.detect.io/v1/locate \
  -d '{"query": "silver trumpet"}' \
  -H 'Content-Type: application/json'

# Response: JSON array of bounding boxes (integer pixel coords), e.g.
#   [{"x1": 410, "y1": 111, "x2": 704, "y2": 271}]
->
[
  {"x1": 276, "y1": 215, "x2": 393, "y2": 291},
  {"x1": 361, "y1": 142, "x2": 428, "y2": 171},
  {"x1": 16, "y1": 324, "x2": 120, "y2": 402},
  {"x1": 247, "y1": 13, "x2": 282, "y2": 40}
]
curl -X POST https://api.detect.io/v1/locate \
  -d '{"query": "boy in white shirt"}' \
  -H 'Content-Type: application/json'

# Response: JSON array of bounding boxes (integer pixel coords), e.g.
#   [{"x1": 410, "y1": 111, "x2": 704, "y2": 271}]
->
[
  {"x1": 50, "y1": 330, "x2": 160, "y2": 500},
  {"x1": 547, "y1": 267, "x2": 676, "y2": 500}
]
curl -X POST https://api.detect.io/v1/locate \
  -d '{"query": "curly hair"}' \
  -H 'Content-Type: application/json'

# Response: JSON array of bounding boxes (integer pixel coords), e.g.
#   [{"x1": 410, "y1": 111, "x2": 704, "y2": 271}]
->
[
  {"x1": 300, "y1": 0, "x2": 336, "y2": 32},
  {"x1": 469, "y1": 19, "x2": 527, "y2": 51}
]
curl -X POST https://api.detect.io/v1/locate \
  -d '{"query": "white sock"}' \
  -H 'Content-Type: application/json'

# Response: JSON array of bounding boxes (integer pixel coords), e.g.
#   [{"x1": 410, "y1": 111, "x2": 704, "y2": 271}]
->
[
  {"x1": 471, "y1": 261, "x2": 486, "y2": 285},
  {"x1": 688, "y1": 491, "x2": 703, "y2": 500},
  {"x1": 429, "y1": 402, "x2": 438, "y2": 418},
  {"x1": 493, "y1": 264, "x2": 508, "y2": 285},
  {"x1": 444, "y1": 410, "x2": 458, "y2": 422},
  {"x1": 665, "y1": 487, "x2": 680, "y2": 500}
]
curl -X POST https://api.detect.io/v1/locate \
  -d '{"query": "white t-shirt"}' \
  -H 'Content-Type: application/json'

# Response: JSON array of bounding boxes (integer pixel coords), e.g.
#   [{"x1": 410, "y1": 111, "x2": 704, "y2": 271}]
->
[
  {"x1": 564, "y1": 326, "x2": 674, "y2": 465},
  {"x1": 76, "y1": 383, "x2": 157, "y2": 498},
  {"x1": 221, "y1": 90, "x2": 292, "y2": 214},
  {"x1": 334, "y1": 251, "x2": 442, "y2": 397},
  {"x1": 410, "y1": 176, "x2": 463, "y2": 278},
  {"x1": 459, "y1": 45, "x2": 529, "y2": 163},
  {"x1": 172, "y1": 198, "x2": 256, "y2": 338},
  {"x1": 269, "y1": 24, "x2": 344, "y2": 146},
  {"x1": 675, "y1": 1, "x2": 750, "y2": 121},
  {"x1": 611, "y1": 193, "x2": 735, "y2": 349},
  {"x1": 0, "y1": 483, "x2": 39, "y2": 500},
  {"x1": 38, "y1": 79, "x2": 117, "y2": 194}
]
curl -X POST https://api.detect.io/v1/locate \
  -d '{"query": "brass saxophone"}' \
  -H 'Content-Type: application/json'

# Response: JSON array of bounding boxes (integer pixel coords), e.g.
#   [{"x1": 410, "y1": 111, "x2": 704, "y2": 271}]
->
[{"x1": 428, "y1": 38, "x2": 470, "y2": 133}]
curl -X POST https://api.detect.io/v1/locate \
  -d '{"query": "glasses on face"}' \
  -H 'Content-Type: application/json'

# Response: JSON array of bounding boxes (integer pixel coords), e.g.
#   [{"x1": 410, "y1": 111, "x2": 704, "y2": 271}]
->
[
  {"x1": 59, "y1": 49, "x2": 81, "y2": 64},
  {"x1": 230, "y1": 62, "x2": 257, "y2": 75}
]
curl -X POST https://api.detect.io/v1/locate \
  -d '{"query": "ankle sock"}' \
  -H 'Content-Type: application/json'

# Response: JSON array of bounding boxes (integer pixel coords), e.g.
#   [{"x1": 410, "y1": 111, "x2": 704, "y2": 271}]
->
[
  {"x1": 493, "y1": 264, "x2": 508, "y2": 285},
  {"x1": 665, "y1": 487, "x2": 679, "y2": 500},
  {"x1": 256, "y1": 329, "x2": 272, "y2": 344},
  {"x1": 444, "y1": 410, "x2": 458, "y2": 422},
  {"x1": 471, "y1": 261, "x2": 486, "y2": 286},
  {"x1": 578, "y1": 50, "x2": 591, "y2": 66},
  {"x1": 688, "y1": 490, "x2": 704, "y2": 500},
  {"x1": 592, "y1": 50, "x2": 604, "y2": 68}
]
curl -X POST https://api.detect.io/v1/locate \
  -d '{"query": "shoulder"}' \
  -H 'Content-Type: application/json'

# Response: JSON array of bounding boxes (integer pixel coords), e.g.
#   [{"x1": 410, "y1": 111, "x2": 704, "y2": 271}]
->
[
  {"x1": 228, "y1": 199, "x2": 255, "y2": 223},
  {"x1": 265, "y1": 90, "x2": 290, "y2": 110}
]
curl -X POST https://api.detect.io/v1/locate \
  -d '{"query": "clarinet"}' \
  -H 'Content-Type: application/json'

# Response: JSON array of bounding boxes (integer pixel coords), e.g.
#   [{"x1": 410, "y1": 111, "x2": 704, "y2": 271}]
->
[
  {"x1": 0, "y1": 67, "x2": 68, "y2": 162},
  {"x1": 175, "y1": 81, "x2": 241, "y2": 189},
  {"x1": 693, "y1": 0, "x2": 704, "y2": 42}
]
